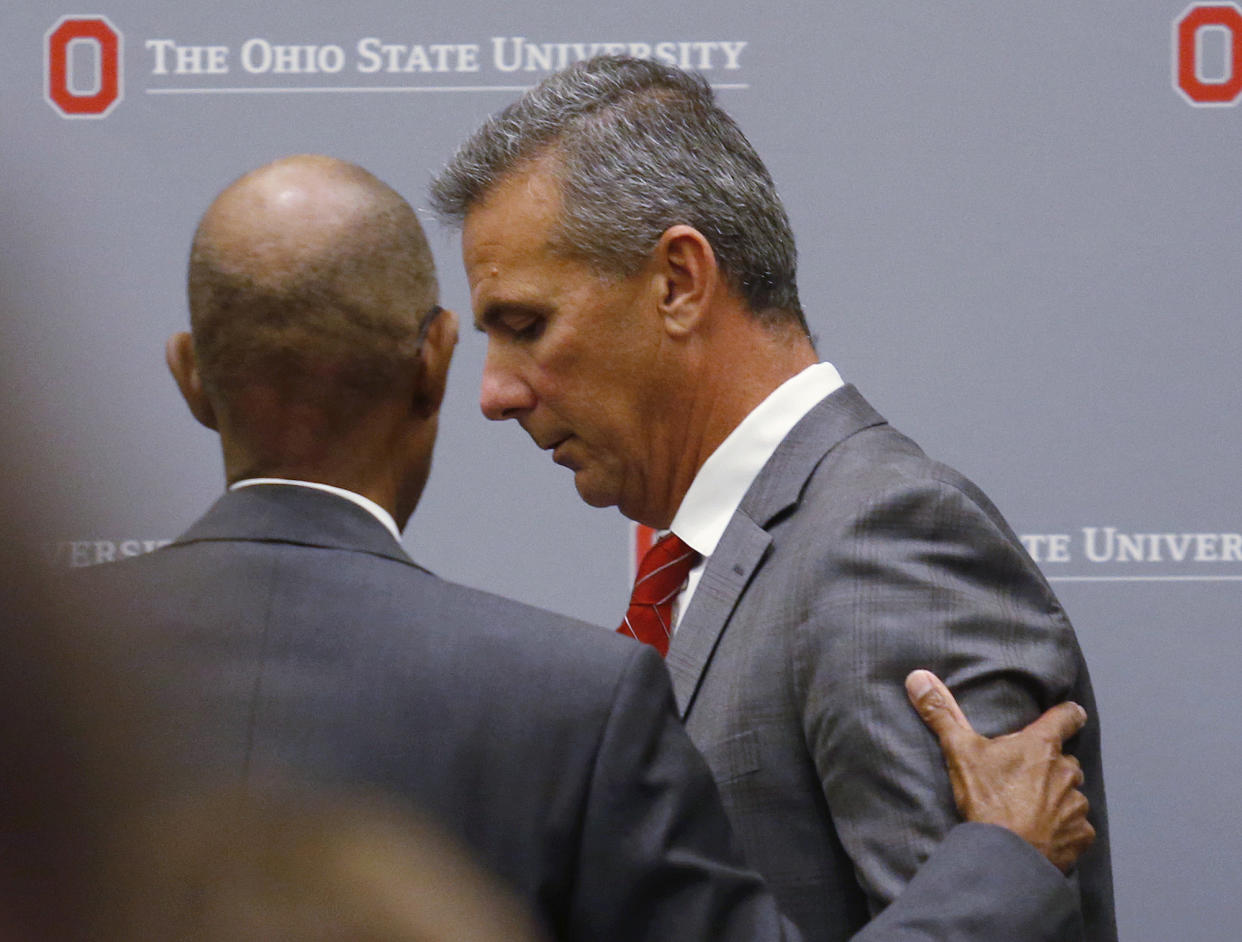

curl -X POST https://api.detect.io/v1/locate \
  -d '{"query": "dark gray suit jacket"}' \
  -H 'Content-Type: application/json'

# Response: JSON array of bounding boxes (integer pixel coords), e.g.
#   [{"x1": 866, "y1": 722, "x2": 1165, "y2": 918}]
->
[
  {"x1": 79, "y1": 483, "x2": 1086, "y2": 942},
  {"x1": 668, "y1": 385, "x2": 1116, "y2": 942}
]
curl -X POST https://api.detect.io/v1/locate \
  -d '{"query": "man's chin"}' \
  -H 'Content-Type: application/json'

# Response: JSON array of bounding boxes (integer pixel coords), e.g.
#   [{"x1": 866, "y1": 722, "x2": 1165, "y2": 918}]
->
[
  {"x1": 571, "y1": 472, "x2": 619, "y2": 511},
  {"x1": 573, "y1": 476, "x2": 662, "y2": 527}
]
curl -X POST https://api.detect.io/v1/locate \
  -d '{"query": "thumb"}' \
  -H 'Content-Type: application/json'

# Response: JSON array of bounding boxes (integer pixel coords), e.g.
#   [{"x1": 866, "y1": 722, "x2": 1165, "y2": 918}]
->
[
  {"x1": 1022, "y1": 700, "x2": 1088, "y2": 745},
  {"x1": 906, "y1": 670, "x2": 975, "y2": 745}
]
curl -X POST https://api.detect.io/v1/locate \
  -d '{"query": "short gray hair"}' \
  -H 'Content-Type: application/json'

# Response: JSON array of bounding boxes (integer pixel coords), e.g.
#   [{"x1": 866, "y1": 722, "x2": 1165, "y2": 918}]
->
[{"x1": 430, "y1": 55, "x2": 807, "y2": 333}]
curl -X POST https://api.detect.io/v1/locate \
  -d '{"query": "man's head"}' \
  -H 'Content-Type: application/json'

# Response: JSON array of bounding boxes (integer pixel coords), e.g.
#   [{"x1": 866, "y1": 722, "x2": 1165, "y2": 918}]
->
[
  {"x1": 431, "y1": 57, "x2": 815, "y2": 528},
  {"x1": 169, "y1": 155, "x2": 456, "y2": 527},
  {"x1": 431, "y1": 55, "x2": 806, "y2": 332}
]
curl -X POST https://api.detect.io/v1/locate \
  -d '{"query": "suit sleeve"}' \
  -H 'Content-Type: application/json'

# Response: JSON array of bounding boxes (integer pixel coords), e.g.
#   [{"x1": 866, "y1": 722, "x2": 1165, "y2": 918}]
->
[
  {"x1": 793, "y1": 473, "x2": 1084, "y2": 913},
  {"x1": 854, "y1": 823, "x2": 1083, "y2": 942},
  {"x1": 569, "y1": 644, "x2": 799, "y2": 942}
]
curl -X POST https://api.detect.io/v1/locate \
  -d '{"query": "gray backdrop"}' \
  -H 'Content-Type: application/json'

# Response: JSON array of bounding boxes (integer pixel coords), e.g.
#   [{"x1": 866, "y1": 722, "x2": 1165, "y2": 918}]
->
[{"x1": 5, "y1": 3, "x2": 1240, "y2": 939}]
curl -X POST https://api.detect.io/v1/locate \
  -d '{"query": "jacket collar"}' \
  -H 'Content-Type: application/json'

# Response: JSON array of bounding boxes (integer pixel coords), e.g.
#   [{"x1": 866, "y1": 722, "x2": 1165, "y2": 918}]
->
[
  {"x1": 737, "y1": 384, "x2": 887, "y2": 529},
  {"x1": 666, "y1": 385, "x2": 887, "y2": 716},
  {"x1": 177, "y1": 484, "x2": 425, "y2": 572}
]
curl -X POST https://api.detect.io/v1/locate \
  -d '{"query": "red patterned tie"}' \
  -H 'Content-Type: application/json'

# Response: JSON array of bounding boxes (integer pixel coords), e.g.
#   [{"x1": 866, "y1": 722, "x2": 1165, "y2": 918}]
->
[{"x1": 618, "y1": 532, "x2": 700, "y2": 657}]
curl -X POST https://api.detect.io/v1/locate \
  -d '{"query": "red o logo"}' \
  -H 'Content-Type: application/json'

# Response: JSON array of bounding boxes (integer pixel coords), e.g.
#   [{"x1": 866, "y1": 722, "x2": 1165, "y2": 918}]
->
[
  {"x1": 45, "y1": 16, "x2": 123, "y2": 118},
  {"x1": 1175, "y1": 3, "x2": 1242, "y2": 105}
]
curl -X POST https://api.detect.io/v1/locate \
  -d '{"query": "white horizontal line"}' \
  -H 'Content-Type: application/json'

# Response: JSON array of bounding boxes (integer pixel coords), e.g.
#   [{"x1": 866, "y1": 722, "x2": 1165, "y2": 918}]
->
[
  {"x1": 148, "y1": 85, "x2": 533, "y2": 94},
  {"x1": 1047, "y1": 575, "x2": 1242, "y2": 583},
  {"x1": 146, "y1": 83, "x2": 749, "y2": 95}
]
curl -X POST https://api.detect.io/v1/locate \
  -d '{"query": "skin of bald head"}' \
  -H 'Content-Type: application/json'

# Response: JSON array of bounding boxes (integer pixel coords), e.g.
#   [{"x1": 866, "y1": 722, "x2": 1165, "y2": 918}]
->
[{"x1": 167, "y1": 155, "x2": 457, "y2": 529}]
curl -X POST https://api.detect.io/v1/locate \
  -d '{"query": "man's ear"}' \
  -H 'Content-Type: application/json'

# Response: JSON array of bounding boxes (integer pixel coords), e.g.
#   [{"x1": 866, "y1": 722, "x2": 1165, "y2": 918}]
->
[
  {"x1": 413, "y1": 307, "x2": 458, "y2": 419},
  {"x1": 653, "y1": 225, "x2": 718, "y2": 338},
  {"x1": 164, "y1": 332, "x2": 218, "y2": 430}
]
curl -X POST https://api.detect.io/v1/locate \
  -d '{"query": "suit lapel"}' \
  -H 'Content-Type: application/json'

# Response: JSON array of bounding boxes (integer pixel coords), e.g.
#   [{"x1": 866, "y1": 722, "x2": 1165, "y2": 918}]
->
[
  {"x1": 666, "y1": 385, "x2": 887, "y2": 718},
  {"x1": 667, "y1": 515, "x2": 771, "y2": 716}
]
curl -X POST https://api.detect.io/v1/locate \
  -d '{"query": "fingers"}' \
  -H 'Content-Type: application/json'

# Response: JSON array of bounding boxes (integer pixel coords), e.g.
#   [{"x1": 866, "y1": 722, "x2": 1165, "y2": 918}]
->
[
  {"x1": 905, "y1": 669, "x2": 974, "y2": 743},
  {"x1": 1049, "y1": 791, "x2": 1096, "y2": 873},
  {"x1": 1024, "y1": 700, "x2": 1088, "y2": 745},
  {"x1": 903, "y1": 672, "x2": 1098, "y2": 874},
  {"x1": 1061, "y1": 753, "x2": 1085, "y2": 788}
]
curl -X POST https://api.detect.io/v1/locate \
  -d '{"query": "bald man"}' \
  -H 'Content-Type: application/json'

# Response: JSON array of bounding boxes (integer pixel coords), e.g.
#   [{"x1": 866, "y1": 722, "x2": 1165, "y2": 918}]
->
[{"x1": 77, "y1": 156, "x2": 1091, "y2": 942}]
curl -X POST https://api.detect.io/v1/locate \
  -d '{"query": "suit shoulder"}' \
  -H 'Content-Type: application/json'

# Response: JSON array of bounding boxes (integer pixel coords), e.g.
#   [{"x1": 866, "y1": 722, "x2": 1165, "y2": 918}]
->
[
  {"x1": 414, "y1": 575, "x2": 642, "y2": 668},
  {"x1": 62, "y1": 542, "x2": 183, "y2": 599},
  {"x1": 782, "y1": 419, "x2": 1062, "y2": 610},
  {"x1": 804, "y1": 420, "x2": 1009, "y2": 529}
]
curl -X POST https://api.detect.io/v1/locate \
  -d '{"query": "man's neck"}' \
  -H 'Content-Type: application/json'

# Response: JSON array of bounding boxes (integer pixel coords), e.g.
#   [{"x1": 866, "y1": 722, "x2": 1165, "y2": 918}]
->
[{"x1": 654, "y1": 324, "x2": 817, "y2": 527}]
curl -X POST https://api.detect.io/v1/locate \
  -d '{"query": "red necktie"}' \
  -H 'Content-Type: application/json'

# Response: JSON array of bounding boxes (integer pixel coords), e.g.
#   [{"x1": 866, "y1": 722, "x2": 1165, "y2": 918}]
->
[{"x1": 618, "y1": 532, "x2": 700, "y2": 657}]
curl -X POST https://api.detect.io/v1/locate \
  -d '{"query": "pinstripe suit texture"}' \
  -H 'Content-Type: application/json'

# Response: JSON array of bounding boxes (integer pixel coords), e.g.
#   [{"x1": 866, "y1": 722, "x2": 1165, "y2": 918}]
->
[{"x1": 668, "y1": 384, "x2": 1116, "y2": 942}]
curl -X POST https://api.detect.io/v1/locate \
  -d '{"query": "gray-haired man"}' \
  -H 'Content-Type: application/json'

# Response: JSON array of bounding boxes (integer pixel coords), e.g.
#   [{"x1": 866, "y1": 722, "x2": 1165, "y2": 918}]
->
[{"x1": 433, "y1": 56, "x2": 1115, "y2": 941}]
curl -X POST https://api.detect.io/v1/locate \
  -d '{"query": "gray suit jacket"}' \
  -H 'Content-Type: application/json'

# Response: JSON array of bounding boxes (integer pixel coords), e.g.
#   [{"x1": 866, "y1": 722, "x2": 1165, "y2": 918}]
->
[
  {"x1": 78, "y1": 483, "x2": 1086, "y2": 942},
  {"x1": 668, "y1": 385, "x2": 1116, "y2": 942}
]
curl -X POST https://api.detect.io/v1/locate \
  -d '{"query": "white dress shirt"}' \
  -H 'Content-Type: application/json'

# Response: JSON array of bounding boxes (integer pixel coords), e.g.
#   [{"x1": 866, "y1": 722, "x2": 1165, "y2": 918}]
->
[
  {"x1": 229, "y1": 478, "x2": 403, "y2": 544},
  {"x1": 668, "y1": 361, "x2": 844, "y2": 627}
]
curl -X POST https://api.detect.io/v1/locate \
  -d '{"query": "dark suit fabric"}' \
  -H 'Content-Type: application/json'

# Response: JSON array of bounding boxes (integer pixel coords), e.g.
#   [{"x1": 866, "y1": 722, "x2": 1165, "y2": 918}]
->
[
  {"x1": 75, "y1": 485, "x2": 787, "y2": 942},
  {"x1": 77, "y1": 484, "x2": 1085, "y2": 942},
  {"x1": 667, "y1": 385, "x2": 1116, "y2": 942}
]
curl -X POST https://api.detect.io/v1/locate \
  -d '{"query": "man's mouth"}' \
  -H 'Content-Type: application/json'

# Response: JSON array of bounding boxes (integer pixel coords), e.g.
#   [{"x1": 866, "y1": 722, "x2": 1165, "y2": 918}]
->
[{"x1": 549, "y1": 436, "x2": 577, "y2": 469}]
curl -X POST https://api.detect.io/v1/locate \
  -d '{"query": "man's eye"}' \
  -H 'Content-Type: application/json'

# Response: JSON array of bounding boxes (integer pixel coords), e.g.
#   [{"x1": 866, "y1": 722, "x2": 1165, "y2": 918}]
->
[{"x1": 501, "y1": 314, "x2": 544, "y2": 340}]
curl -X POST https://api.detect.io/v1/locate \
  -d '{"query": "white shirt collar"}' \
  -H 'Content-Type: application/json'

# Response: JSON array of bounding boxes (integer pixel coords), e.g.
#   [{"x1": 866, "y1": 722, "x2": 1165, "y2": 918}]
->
[
  {"x1": 670, "y1": 361, "x2": 844, "y2": 558},
  {"x1": 229, "y1": 478, "x2": 403, "y2": 544}
]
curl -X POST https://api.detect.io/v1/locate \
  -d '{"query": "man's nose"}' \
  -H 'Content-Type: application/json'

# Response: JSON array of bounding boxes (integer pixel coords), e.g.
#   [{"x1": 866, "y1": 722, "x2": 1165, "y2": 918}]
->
[{"x1": 479, "y1": 346, "x2": 535, "y2": 421}]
